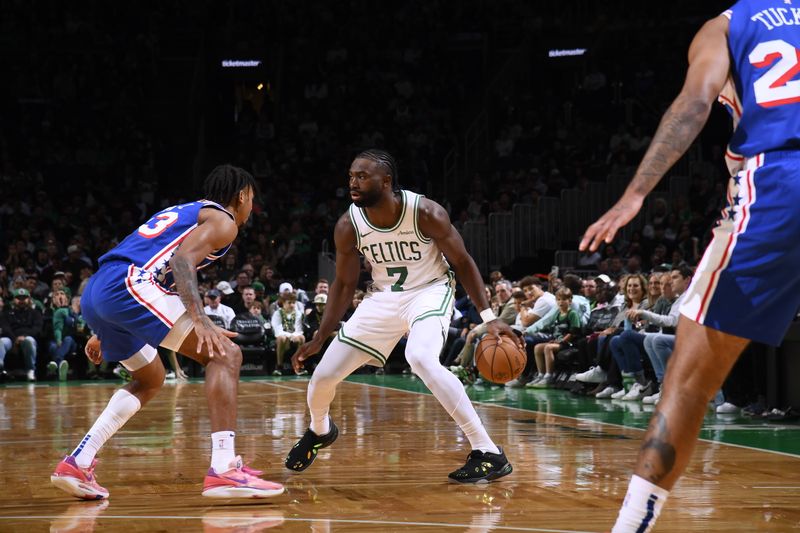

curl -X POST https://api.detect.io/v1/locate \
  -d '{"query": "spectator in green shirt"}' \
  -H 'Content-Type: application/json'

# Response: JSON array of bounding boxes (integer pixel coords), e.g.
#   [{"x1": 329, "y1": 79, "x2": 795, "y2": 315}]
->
[
  {"x1": 529, "y1": 288, "x2": 582, "y2": 388},
  {"x1": 48, "y1": 292, "x2": 85, "y2": 380}
]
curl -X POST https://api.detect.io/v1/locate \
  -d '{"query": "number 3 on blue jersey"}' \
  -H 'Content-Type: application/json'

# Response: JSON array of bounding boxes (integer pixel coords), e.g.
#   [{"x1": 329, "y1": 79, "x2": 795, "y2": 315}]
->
[
  {"x1": 750, "y1": 39, "x2": 800, "y2": 107},
  {"x1": 138, "y1": 211, "x2": 179, "y2": 238}
]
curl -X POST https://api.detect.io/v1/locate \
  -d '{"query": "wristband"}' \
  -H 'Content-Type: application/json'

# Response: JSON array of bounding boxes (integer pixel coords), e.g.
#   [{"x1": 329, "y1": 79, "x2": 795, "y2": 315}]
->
[{"x1": 480, "y1": 309, "x2": 496, "y2": 323}]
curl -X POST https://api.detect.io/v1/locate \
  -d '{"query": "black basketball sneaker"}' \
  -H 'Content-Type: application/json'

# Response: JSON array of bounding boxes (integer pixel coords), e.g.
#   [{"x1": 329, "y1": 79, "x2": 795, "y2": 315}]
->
[
  {"x1": 448, "y1": 447, "x2": 512, "y2": 483},
  {"x1": 285, "y1": 419, "x2": 339, "y2": 472}
]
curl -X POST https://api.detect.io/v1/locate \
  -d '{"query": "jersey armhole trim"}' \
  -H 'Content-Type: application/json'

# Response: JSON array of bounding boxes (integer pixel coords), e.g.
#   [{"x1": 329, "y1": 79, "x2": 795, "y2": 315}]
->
[
  {"x1": 413, "y1": 194, "x2": 432, "y2": 244},
  {"x1": 349, "y1": 205, "x2": 362, "y2": 250},
  {"x1": 199, "y1": 200, "x2": 235, "y2": 221}
]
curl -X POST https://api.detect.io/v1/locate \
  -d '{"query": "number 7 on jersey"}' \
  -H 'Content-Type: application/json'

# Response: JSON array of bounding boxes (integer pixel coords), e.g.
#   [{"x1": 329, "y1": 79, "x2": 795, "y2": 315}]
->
[{"x1": 386, "y1": 266, "x2": 408, "y2": 292}]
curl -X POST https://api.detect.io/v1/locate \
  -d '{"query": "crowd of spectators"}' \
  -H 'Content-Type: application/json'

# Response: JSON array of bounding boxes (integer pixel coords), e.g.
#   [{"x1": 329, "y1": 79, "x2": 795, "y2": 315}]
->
[{"x1": 442, "y1": 266, "x2": 785, "y2": 420}]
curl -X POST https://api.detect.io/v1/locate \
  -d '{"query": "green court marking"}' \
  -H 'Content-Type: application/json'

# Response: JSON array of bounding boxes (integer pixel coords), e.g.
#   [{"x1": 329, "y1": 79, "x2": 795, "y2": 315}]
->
[
  {"x1": 7, "y1": 375, "x2": 798, "y2": 456},
  {"x1": 344, "y1": 374, "x2": 800, "y2": 457}
]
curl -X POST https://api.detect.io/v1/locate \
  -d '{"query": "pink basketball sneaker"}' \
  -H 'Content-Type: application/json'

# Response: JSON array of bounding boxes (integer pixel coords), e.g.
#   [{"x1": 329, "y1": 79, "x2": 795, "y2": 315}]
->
[
  {"x1": 202, "y1": 456, "x2": 284, "y2": 498},
  {"x1": 51, "y1": 456, "x2": 109, "y2": 500}
]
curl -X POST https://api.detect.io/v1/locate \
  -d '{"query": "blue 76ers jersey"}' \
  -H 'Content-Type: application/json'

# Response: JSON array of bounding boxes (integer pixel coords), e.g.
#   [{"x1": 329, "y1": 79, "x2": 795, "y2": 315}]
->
[
  {"x1": 721, "y1": 0, "x2": 800, "y2": 171},
  {"x1": 99, "y1": 200, "x2": 233, "y2": 289}
]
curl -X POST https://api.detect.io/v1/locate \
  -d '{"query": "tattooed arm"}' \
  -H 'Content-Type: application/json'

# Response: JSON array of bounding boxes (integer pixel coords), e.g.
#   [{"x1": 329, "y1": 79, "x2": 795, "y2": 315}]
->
[
  {"x1": 580, "y1": 15, "x2": 730, "y2": 252},
  {"x1": 169, "y1": 208, "x2": 239, "y2": 358}
]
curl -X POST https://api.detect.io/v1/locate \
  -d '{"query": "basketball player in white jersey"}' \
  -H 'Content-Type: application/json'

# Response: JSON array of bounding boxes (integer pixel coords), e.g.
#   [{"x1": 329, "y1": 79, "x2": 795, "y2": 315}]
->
[{"x1": 285, "y1": 149, "x2": 521, "y2": 482}]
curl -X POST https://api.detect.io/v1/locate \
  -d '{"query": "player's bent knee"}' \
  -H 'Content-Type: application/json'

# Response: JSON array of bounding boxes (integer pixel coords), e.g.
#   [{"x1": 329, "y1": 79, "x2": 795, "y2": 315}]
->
[
  {"x1": 203, "y1": 342, "x2": 242, "y2": 372},
  {"x1": 405, "y1": 349, "x2": 438, "y2": 377},
  {"x1": 309, "y1": 367, "x2": 341, "y2": 388}
]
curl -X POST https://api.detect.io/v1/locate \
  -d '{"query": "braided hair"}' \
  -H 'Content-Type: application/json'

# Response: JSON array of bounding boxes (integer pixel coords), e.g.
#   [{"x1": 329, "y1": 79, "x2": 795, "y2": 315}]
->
[
  {"x1": 203, "y1": 164, "x2": 259, "y2": 206},
  {"x1": 355, "y1": 149, "x2": 401, "y2": 191}
]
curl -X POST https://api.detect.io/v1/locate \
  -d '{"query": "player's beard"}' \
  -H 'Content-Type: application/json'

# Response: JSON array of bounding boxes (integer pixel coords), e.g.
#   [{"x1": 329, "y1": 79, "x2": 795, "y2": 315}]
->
[{"x1": 352, "y1": 188, "x2": 381, "y2": 208}]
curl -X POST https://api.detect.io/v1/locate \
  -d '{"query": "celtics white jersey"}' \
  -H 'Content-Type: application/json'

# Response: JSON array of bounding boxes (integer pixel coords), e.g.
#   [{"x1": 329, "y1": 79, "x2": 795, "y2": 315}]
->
[{"x1": 349, "y1": 190, "x2": 450, "y2": 292}]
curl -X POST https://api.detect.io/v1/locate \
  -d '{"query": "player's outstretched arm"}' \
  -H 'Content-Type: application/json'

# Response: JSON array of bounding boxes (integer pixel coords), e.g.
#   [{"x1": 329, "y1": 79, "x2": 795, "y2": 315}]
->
[
  {"x1": 418, "y1": 198, "x2": 522, "y2": 347},
  {"x1": 580, "y1": 15, "x2": 730, "y2": 252},
  {"x1": 170, "y1": 208, "x2": 239, "y2": 359},
  {"x1": 292, "y1": 213, "x2": 361, "y2": 373}
]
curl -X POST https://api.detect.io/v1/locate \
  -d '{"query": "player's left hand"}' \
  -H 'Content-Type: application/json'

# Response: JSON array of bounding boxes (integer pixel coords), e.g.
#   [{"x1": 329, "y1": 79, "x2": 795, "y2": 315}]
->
[
  {"x1": 486, "y1": 320, "x2": 525, "y2": 350},
  {"x1": 580, "y1": 193, "x2": 644, "y2": 252},
  {"x1": 85, "y1": 334, "x2": 103, "y2": 365},
  {"x1": 292, "y1": 336, "x2": 324, "y2": 374}
]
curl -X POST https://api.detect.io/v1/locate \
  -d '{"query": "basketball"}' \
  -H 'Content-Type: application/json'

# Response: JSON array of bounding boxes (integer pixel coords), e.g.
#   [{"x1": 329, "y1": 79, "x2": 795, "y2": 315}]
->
[{"x1": 475, "y1": 335, "x2": 526, "y2": 384}]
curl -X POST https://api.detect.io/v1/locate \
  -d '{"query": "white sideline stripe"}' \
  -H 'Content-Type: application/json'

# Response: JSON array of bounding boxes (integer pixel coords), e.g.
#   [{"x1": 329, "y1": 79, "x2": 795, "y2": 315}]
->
[
  {"x1": 0, "y1": 516, "x2": 598, "y2": 532},
  {"x1": 255, "y1": 381, "x2": 307, "y2": 392},
  {"x1": 345, "y1": 381, "x2": 800, "y2": 459}
]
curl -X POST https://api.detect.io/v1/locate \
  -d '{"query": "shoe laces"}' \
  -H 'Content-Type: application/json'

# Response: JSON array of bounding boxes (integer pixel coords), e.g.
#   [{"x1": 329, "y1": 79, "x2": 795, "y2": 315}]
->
[
  {"x1": 80, "y1": 458, "x2": 99, "y2": 481},
  {"x1": 465, "y1": 449, "x2": 485, "y2": 461},
  {"x1": 242, "y1": 464, "x2": 264, "y2": 476},
  {"x1": 231, "y1": 456, "x2": 263, "y2": 477}
]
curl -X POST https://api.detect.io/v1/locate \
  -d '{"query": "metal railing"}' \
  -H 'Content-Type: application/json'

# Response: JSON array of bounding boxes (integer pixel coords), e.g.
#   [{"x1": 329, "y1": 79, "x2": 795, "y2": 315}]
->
[
  {"x1": 534, "y1": 197, "x2": 561, "y2": 250},
  {"x1": 461, "y1": 221, "x2": 488, "y2": 275},
  {"x1": 317, "y1": 239, "x2": 336, "y2": 282},
  {"x1": 554, "y1": 250, "x2": 578, "y2": 271},
  {"x1": 513, "y1": 204, "x2": 537, "y2": 257},
  {"x1": 488, "y1": 212, "x2": 514, "y2": 270}
]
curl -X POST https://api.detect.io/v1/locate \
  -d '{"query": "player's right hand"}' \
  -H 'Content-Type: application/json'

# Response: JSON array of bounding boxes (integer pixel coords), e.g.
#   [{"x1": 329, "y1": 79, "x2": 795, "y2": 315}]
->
[
  {"x1": 580, "y1": 193, "x2": 644, "y2": 252},
  {"x1": 194, "y1": 317, "x2": 238, "y2": 359},
  {"x1": 292, "y1": 338, "x2": 323, "y2": 374},
  {"x1": 486, "y1": 320, "x2": 525, "y2": 351},
  {"x1": 85, "y1": 334, "x2": 103, "y2": 364}
]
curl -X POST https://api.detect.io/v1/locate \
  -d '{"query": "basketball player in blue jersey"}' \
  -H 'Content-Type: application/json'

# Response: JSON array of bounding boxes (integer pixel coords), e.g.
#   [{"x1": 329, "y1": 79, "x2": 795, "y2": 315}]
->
[
  {"x1": 285, "y1": 149, "x2": 522, "y2": 483},
  {"x1": 50, "y1": 165, "x2": 284, "y2": 500},
  {"x1": 582, "y1": 2, "x2": 800, "y2": 530}
]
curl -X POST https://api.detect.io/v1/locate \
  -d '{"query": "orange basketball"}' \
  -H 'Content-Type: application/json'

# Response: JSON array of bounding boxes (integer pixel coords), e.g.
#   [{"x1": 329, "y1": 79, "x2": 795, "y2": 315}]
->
[{"x1": 475, "y1": 335, "x2": 526, "y2": 384}]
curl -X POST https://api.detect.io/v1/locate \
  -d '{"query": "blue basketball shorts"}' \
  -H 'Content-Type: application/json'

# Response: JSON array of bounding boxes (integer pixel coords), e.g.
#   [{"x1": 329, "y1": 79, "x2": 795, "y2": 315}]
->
[
  {"x1": 81, "y1": 261, "x2": 188, "y2": 362},
  {"x1": 681, "y1": 151, "x2": 800, "y2": 346}
]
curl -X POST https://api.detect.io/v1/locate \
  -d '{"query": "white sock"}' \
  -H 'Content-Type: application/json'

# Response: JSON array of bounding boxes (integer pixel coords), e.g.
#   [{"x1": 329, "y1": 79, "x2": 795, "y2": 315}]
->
[
  {"x1": 310, "y1": 415, "x2": 331, "y2": 436},
  {"x1": 72, "y1": 389, "x2": 141, "y2": 468},
  {"x1": 611, "y1": 474, "x2": 670, "y2": 533},
  {"x1": 460, "y1": 415, "x2": 501, "y2": 454},
  {"x1": 211, "y1": 431, "x2": 236, "y2": 472}
]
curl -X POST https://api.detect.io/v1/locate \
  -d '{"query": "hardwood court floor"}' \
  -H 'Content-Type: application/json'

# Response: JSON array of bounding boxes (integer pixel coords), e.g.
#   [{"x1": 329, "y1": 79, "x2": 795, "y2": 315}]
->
[{"x1": 0, "y1": 375, "x2": 799, "y2": 532}]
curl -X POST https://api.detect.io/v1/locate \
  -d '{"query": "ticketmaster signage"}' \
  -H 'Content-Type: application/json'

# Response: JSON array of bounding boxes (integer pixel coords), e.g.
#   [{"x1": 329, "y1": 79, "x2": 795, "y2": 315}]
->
[
  {"x1": 548, "y1": 48, "x2": 587, "y2": 58},
  {"x1": 221, "y1": 60, "x2": 262, "y2": 68}
]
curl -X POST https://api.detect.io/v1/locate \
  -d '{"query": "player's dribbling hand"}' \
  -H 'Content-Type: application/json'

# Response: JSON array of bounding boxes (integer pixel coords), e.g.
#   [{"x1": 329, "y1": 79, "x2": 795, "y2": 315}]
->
[
  {"x1": 487, "y1": 320, "x2": 525, "y2": 350},
  {"x1": 292, "y1": 339, "x2": 323, "y2": 374},
  {"x1": 85, "y1": 334, "x2": 103, "y2": 364},
  {"x1": 194, "y1": 317, "x2": 238, "y2": 359},
  {"x1": 580, "y1": 193, "x2": 644, "y2": 252}
]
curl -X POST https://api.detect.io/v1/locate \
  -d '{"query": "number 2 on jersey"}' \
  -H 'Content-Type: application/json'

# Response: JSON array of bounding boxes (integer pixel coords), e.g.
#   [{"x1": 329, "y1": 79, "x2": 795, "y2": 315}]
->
[
  {"x1": 387, "y1": 266, "x2": 408, "y2": 292},
  {"x1": 750, "y1": 39, "x2": 800, "y2": 108}
]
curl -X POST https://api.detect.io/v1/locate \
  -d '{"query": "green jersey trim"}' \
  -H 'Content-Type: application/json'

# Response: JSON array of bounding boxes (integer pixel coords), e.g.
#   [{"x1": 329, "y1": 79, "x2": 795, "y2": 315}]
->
[
  {"x1": 413, "y1": 194, "x2": 432, "y2": 244},
  {"x1": 359, "y1": 190, "x2": 408, "y2": 232},
  {"x1": 337, "y1": 328, "x2": 387, "y2": 365},
  {"x1": 410, "y1": 271, "x2": 455, "y2": 326},
  {"x1": 349, "y1": 205, "x2": 362, "y2": 250}
]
